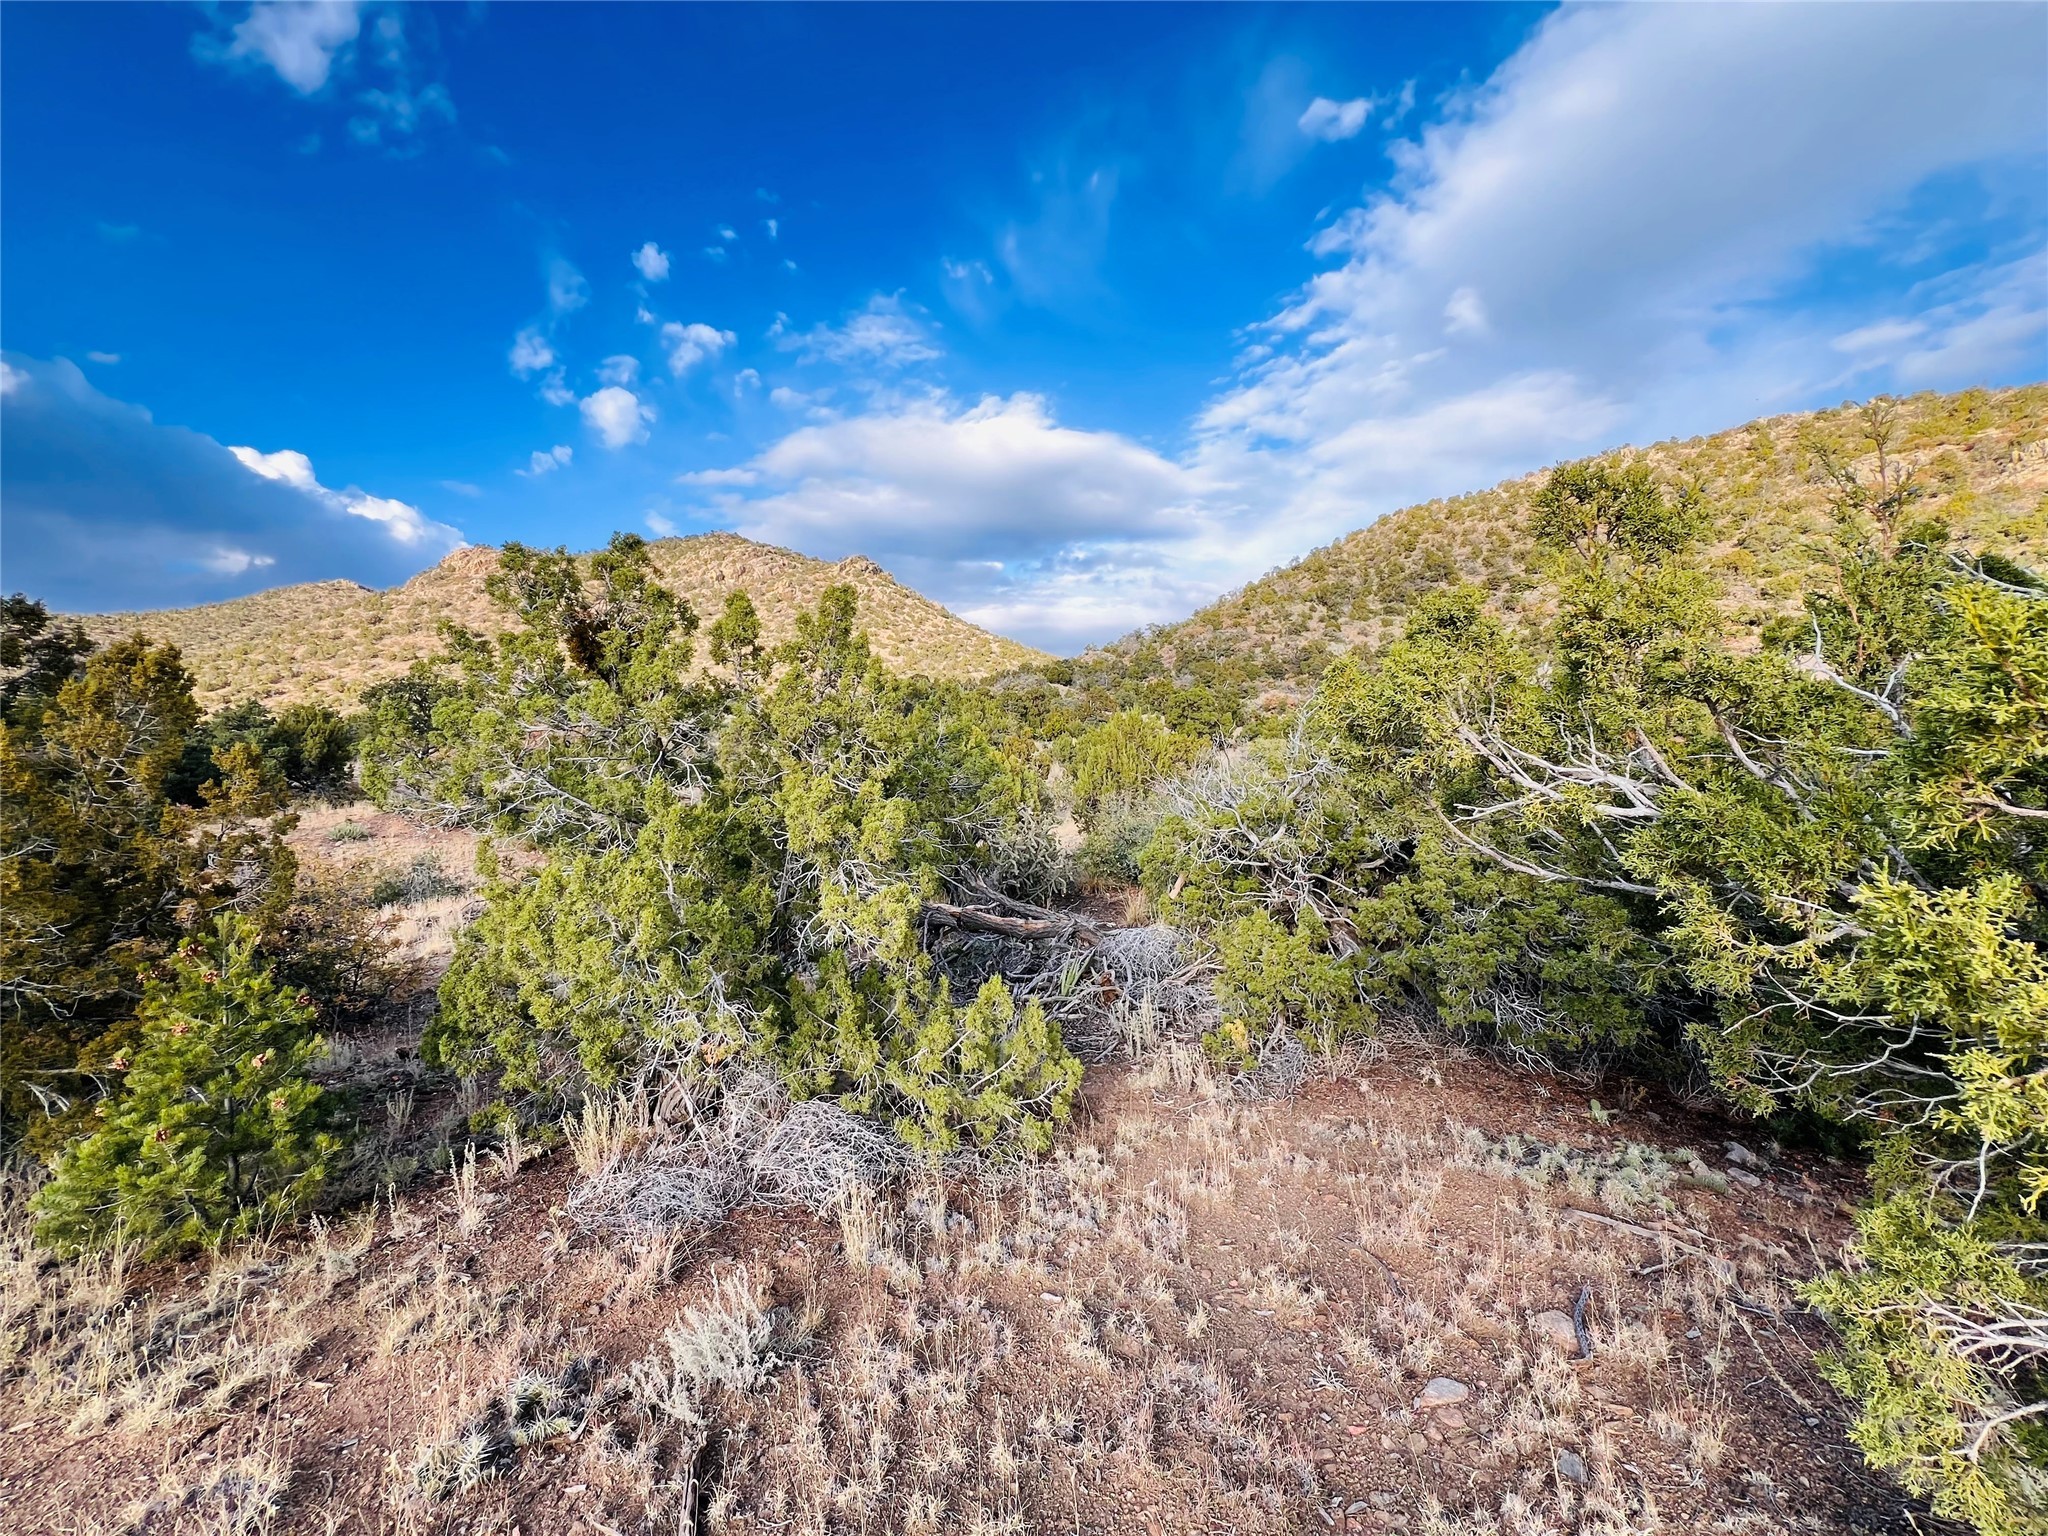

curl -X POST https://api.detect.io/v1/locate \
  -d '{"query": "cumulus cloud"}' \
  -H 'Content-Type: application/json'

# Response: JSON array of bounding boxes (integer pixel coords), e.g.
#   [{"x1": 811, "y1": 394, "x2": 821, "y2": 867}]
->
[
  {"x1": 86, "y1": 351, "x2": 122, "y2": 365},
  {"x1": 633, "y1": 242, "x2": 671, "y2": 282},
  {"x1": 197, "y1": 3, "x2": 452, "y2": 153},
  {"x1": 580, "y1": 386, "x2": 654, "y2": 450},
  {"x1": 0, "y1": 353, "x2": 461, "y2": 611},
  {"x1": 661, "y1": 321, "x2": 736, "y2": 376},
  {"x1": 1298, "y1": 95, "x2": 1370, "y2": 142},
  {"x1": 777, "y1": 293, "x2": 940, "y2": 369},
  {"x1": 197, "y1": 0, "x2": 361, "y2": 94},
  {"x1": 598, "y1": 355, "x2": 641, "y2": 387},
  {"x1": 508, "y1": 328, "x2": 556, "y2": 377},
  {"x1": 519, "y1": 444, "x2": 573, "y2": 477}
]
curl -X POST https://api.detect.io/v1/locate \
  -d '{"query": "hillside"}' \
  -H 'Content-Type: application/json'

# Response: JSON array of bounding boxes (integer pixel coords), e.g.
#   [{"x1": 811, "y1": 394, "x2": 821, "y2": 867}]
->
[
  {"x1": 74, "y1": 533, "x2": 1047, "y2": 710},
  {"x1": 1077, "y1": 386, "x2": 2048, "y2": 711}
]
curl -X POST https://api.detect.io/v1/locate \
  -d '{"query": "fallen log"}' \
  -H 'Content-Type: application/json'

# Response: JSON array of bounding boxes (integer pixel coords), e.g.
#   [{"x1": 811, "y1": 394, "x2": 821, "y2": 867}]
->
[{"x1": 922, "y1": 900, "x2": 1103, "y2": 946}]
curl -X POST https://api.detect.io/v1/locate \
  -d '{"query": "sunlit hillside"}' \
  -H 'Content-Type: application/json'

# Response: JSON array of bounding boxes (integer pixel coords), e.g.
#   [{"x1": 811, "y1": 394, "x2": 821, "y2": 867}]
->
[
  {"x1": 74, "y1": 534, "x2": 1047, "y2": 709},
  {"x1": 1075, "y1": 385, "x2": 2048, "y2": 711}
]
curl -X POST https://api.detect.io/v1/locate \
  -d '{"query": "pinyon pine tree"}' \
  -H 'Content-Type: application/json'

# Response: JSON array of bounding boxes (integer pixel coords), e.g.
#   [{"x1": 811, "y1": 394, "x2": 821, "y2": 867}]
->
[{"x1": 33, "y1": 914, "x2": 335, "y2": 1258}]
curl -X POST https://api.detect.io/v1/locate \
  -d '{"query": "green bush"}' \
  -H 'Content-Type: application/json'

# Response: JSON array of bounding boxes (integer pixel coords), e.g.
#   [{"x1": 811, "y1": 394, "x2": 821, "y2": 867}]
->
[
  {"x1": 32, "y1": 915, "x2": 336, "y2": 1258},
  {"x1": 367, "y1": 538, "x2": 1082, "y2": 1158}
]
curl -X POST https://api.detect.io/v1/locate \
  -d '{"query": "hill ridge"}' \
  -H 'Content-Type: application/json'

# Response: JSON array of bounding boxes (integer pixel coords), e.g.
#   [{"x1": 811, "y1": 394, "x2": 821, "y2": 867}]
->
[
  {"x1": 1083, "y1": 384, "x2": 2048, "y2": 708},
  {"x1": 75, "y1": 532, "x2": 1046, "y2": 710}
]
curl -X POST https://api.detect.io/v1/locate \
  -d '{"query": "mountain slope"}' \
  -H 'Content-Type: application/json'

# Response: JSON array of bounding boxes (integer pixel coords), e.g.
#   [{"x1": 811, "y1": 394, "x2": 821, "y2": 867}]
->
[
  {"x1": 1078, "y1": 385, "x2": 2048, "y2": 711},
  {"x1": 76, "y1": 533, "x2": 1047, "y2": 710}
]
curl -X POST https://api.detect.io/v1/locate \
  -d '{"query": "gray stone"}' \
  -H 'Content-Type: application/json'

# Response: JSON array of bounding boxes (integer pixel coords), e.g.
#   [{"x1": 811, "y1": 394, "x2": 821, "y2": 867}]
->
[
  {"x1": 1557, "y1": 1450, "x2": 1590, "y2": 1485},
  {"x1": 1532, "y1": 1309, "x2": 1580, "y2": 1354},
  {"x1": 1725, "y1": 1141, "x2": 1762, "y2": 1168},
  {"x1": 1415, "y1": 1377, "x2": 1470, "y2": 1410}
]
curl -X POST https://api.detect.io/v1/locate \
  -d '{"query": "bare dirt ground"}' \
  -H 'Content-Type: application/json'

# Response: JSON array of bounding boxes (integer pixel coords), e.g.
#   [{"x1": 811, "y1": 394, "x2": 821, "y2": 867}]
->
[
  {"x1": 1, "y1": 1053, "x2": 1937, "y2": 1536},
  {"x1": 0, "y1": 810, "x2": 1944, "y2": 1536}
]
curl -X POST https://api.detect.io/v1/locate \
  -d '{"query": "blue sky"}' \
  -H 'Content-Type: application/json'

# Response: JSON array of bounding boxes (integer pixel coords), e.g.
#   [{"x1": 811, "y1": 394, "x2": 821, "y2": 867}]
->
[{"x1": 3, "y1": 2, "x2": 2043, "y2": 648}]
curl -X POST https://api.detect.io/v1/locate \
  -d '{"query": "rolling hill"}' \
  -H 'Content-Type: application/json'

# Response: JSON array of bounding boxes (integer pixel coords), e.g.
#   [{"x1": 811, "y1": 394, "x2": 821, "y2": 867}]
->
[
  {"x1": 1075, "y1": 385, "x2": 2048, "y2": 713},
  {"x1": 75, "y1": 533, "x2": 1048, "y2": 711}
]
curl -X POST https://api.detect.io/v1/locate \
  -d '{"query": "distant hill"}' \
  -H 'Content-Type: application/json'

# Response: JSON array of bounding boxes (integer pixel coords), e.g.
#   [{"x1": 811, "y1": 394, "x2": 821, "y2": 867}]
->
[
  {"x1": 1074, "y1": 385, "x2": 2048, "y2": 713},
  {"x1": 77, "y1": 533, "x2": 1048, "y2": 711}
]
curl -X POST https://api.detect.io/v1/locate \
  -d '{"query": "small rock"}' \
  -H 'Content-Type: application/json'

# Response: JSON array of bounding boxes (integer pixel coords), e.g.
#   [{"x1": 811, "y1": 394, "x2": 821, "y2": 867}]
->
[
  {"x1": 1346, "y1": 1424, "x2": 1368, "y2": 1436},
  {"x1": 1314, "y1": 1448, "x2": 1335, "y2": 1463},
  {"x1": 1438, "y1": 1409, "x2": 1466, "y2": 1430},
  {"x1": 1557, "y1": 1450, "x2": 1590, "y2": 1485},
  {"x1": 1531, "y1": 1310, "x2": 1580, "y2": 1354},
  {"x1": 1347, "y1": 1501, "x2": 1370, "y2": 1516},
  {"x1": 1415, "y1": 1377, "x2": 1470, "y2": 1410},
  {"x1": 1372, "y1": 1490, "x2": 1398, "y2": 1508},
  {"x1": 1724, "y1": 1141, "x2": 1762, "y2": 1168},
  {"x1": 1727, "y1": 1166, "x2": 1763, "y2": 1190},
  {"x1": 1406, "y1": 1432, "x2": 1429, "y2": 1455}
]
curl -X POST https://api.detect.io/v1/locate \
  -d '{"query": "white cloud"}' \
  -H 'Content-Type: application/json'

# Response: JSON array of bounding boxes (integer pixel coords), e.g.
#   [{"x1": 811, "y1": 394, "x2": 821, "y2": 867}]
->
[
  {"x1": 716, "y1": 225, "x2": 737, "y2": 242},
  {"x1": 201, "y1": 546, "x2": 278, "y2": 576},
  {"x1": 509, "y1": 327, "x2": 556, "y2": 377},
  {"x1": 1190, "y1": 1, "x2": 2048, "y2": 582},
  {"x1": 548, "y1": 259, "x2": 589, "y2": 315},
  {"x1": 538, "y1": 371, "x2": 574, "y2": 408},
  {"x1": 86, "y1": 351, "x2": 122, "y2": 365},
  {"x1": 633, "y1": 242, "x2": 671, "y2": 282},
  {"x1": 680, "y1": 6, "x2": 2045, "y2": 652},
  {"x1": 228, "y1": 444, "x2": 460, "y2": 549},
  {"x1": 203, "y1": 1, "x2": 362, "y2": 94},
  {"x1": 519, "y1": 444, "x2": 573, "y2": 477},
  {"x1": 734, "y1": 368, "x2": 761, "y2": 391},
  {"x1": 645, "y1": 510, "x2": 680, "y2": 536},
  {"x1": 1, "y1": 353, "x2": 460, "y2": 609},
  {"x1": 702, "y1": 246, "x2": 729, "y2": 263},
  {"x1": 599, "y1": 354, "x2": 641, "y2": 387},
  {"x1": 438, "y1": 479, "x2": 483, "y2": 498},
  {"x1": 780, "y1": 293, "x2": 940, "y2": 369},
  {"x1": 677, "y1": 466, "x2": 760, "y2": 488},
  {"x1": 1442, "y1": 286, "x2": 1488, "y2": 337},
  {"x1": 763, "y1": 218, "x2": 779, "y2": 240},
  {"x1": 660, "y1": 321, "x2": 736, "y2": 376},
  {"x1": 1298, "y1": 95, "x2": 1370, "y2": 142},
  {"x1": 580, "y1": 386, "x2": 654, "y2": 450}
]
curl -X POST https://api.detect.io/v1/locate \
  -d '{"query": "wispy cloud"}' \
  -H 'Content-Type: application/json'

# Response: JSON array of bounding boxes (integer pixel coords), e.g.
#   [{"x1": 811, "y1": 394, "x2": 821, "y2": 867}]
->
[
  {"x1": 690, "y1": 4, "x2": 2046, "y2": 651},
  {"x1": 518, "y1": 444, "x2": 573, "y2": 477},
  {"x1": 1297, "y1": 96, "x2": 1369, "y2": 142},
  {"x1": 776, "y1": 293, "x2": 940, "y2": 369}
]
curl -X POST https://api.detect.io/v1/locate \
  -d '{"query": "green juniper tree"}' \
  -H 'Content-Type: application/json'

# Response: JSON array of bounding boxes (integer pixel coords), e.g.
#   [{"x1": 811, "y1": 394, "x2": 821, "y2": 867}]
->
[
  {"x1": 1299, "y1": 440, "x2": 2047, "y2": 1533},
  {"x1": 32, "y1": 914, "x2": 335, "y2": 1258},
  {"x1": 361, "y1": 535, "x2": 1079, "y2": 1156}
]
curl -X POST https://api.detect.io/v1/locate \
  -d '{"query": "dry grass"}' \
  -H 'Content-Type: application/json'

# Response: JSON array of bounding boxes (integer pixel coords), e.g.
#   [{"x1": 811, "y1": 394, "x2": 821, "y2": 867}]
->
[
  {"x1": 1, "y1": 1040, "x2": 1916, "y2": 1535},
  {"x1": 1080, "y1": 383, "x2": 2048, "y2": 705},
  {"x1": 73, "y1": 534, "x2": 1047, "y2": 711}
]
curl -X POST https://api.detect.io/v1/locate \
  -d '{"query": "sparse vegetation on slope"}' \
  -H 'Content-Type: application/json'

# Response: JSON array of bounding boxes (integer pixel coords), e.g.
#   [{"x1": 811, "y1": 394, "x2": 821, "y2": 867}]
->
[
  {"x1": 74, "y1": 533, "x2": 1046, "y2": 710},
  {"x1": 1059, "y1": 386, "x2": 2048, "y2": 725}
]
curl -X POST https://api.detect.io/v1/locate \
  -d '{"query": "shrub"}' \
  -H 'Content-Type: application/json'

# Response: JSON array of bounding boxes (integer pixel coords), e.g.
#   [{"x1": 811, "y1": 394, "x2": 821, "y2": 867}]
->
[{"x1": 32, "y1": 915, "x2": 336, "y2": 1258}]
